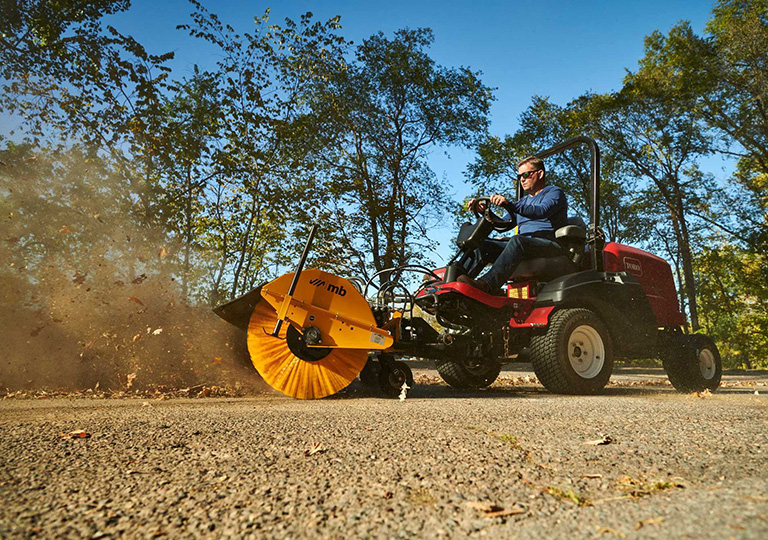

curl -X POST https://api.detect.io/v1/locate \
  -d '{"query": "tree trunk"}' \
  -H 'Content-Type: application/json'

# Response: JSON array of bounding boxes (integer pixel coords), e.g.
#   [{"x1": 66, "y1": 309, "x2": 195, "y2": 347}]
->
[{"x1": 672, "y1": 186, "x2": 699, "y2": 331}]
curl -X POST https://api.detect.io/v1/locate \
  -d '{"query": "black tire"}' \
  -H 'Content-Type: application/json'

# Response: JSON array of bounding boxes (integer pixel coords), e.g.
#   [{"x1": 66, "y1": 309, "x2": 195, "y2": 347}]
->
[
  {"x1": 359, "y1": 358, "x2": 380, "y2": 387},
  {"x1": 530, "y1": 308, "x2": 614, "y2": 394},
  {"x1": 436, "y1": 357, "x2": 502, "y2": 390},
  {"x1": 378, "y1": 360, "x2": 414, "y2": 397},
  {"x1": 662, "y1": 334, "x2": 722, "y2": 392}
]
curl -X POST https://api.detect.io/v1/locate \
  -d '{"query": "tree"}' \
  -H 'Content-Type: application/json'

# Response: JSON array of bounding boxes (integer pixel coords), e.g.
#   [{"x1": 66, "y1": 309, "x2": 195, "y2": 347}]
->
[
  {"x1": 178, "y1": 2, "x2": 349, "y2": 301},
  {"x1": 0, "y1": 0, "x2": 173, "y2": 149},
  {"x1": 629, "y1": 2, "x2": 768, "y2": 269},
  {"x1": 583, "y1": 80, "x2": 714, "y2": 331},
  {"x1": 152, "y1": 71, "x2": 222, "y2": 301},
  {"x1": 306, "y1": 28, "x2": 493, "y2": 282},
  {"x1": 624, "y1": 0, "x2": 768, "y2": 360}
]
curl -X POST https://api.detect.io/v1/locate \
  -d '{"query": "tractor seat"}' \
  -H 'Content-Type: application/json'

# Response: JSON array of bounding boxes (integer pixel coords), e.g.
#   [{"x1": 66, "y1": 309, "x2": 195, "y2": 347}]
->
[{"x1": 509, "y1": 216, "x2": 587, "y2": 282}]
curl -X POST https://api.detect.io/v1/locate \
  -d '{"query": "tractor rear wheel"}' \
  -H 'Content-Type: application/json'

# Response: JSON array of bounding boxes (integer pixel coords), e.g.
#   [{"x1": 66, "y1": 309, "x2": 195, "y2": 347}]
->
[
  {"x1": 436, "y1": 357, "x2": 502, "y2": 390},
  {"x1": 530, "y1": 308, "x2": 613, "y2": 394},
  {"x1": 662, "y1": 334, "x2": 722, "y2": 393}
]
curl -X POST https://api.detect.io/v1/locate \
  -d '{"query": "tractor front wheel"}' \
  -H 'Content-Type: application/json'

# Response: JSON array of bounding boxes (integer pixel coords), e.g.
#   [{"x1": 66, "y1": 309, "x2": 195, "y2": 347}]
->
[
  {"x1": 662, "y1": 334, "x2": 722, "y2": 393},
  {"x1": 436, "y1": 357, "x2": 502, "y2": 390},
  {"x1": 530, "y1": 308, "x2": 614, "y2": 394}
]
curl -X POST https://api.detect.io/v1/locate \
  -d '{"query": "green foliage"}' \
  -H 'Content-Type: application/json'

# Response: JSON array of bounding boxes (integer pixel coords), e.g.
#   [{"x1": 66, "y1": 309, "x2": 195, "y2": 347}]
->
[
  {"x1": 0, "y1": 0, "x2": 173, "y2": 149},
  {"x1": 696, "y1": 244, "x2": 768, "y2": 369},
  {"x1": 624, "y1": 0, "x2": 768, "y2": 364}
]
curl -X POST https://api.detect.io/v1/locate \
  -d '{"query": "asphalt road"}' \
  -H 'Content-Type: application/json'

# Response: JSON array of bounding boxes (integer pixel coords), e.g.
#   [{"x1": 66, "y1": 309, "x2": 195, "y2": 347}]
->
[{"x1": 1, "y1": 368, "x2": 767, "y2": 539}]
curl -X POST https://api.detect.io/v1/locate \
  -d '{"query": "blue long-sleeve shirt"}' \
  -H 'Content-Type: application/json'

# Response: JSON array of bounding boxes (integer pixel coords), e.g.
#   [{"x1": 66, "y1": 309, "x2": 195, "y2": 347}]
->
[{"x1": 502, "y1": 184, "x2": 568, "y2": 240}]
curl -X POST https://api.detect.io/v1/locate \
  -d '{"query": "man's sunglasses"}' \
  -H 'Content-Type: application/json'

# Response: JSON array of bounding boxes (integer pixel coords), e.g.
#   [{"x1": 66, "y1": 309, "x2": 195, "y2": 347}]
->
[{"x1": 517, "y1": 170, "x2": 540, "y2": 180}]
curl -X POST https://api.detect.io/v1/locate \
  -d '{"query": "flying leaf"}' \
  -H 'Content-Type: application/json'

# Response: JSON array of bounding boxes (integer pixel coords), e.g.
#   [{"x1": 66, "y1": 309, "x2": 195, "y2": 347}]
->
[
  {"x1": 158, "y1": 247, "x2": 167, "y2": 258},
  {"x1": 57, "y1": 225, "x2": 73, "y2": 234},
  {"x1": 128, "y1": 297, "x2": 144, "y2": 306},
  {"x1": 152, "y1": 328, "x2": 163, "y2": 335}
]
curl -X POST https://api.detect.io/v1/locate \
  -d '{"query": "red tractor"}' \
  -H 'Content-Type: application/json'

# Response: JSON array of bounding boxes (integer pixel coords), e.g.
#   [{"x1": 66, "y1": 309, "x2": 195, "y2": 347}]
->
[{"x1": 215, "y1": 136, "x2": 722, "y2": 398}]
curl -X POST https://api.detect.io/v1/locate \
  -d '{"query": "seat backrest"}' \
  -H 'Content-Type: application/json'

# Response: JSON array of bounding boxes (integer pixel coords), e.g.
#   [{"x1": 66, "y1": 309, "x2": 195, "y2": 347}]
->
[{"x1": 555, "y1": 215, "x2": 586, "y2": 243}]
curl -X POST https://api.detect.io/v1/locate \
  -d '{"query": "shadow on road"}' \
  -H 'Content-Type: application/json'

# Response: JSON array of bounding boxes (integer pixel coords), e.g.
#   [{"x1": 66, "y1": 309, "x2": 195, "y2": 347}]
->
[{"x1": 332, "y1": 380, "x2": 763, "y2": 400}]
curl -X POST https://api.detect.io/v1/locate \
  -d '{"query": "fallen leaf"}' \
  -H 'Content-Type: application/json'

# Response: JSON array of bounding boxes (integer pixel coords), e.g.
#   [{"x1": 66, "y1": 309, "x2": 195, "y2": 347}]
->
[
  {"x1": 485, "y1": 507, "x2": 526, "y2": 518},
  {"x1": 466, "y1": 501, "x2": 495, "y2": 513},
  {"x1": 57, "y1": 225, "x2": 73, "y2": 234},
  {"x1": 72, "y1": 272, "x2": 87, "y2": 285},
  {"x1": 304, "y1": 441, "x2": 325, "y2": 457},
  {"x1": 584, "y1": 436, "x2": 614, "y2": 446},
  {"x1": 466, "y1": 501, "x2": 525, "y2": 518},
  {"x1": 114, "y1": 280, "x2": 125, "y2": 287},
  {"x1": 30, "y1": 325, "x2": 46, "y2": 337},
  {"x1": 212, "y1": 357, "x2": 223, "y2": 364},
  {"x1": 596, "y1": 526, "x2": 626, "y2": 538},
  {"x1": 636, "y1": 517, "x2": 664, "y2": 529},
  {"x1": 128, "y1": 297, "x2": 144, "y2": 306},
  {"x1": 60, "y1": 430, "x2": 90, "y2": 439},
  {"x1": 580, "y1": 473, "x2": 604, "y2": 479},
  {"x1": 132, "y1": 273, "x2": 147, "y2": 285},
  {"x1": 132, "y1": 333, "x2": 142, "y2": 342},
  {"x1": 696, "y1": 389, "x2": 712, "y2": 398},
  {"x1": 158, "y1": 247, "x2": 167, "y2": 258}
]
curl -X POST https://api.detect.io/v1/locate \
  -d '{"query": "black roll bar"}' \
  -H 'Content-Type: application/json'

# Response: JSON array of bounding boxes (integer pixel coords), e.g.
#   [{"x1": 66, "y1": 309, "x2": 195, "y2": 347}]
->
[{"x1": 517, "y1": 136, "x2": 603, "y2": 272}]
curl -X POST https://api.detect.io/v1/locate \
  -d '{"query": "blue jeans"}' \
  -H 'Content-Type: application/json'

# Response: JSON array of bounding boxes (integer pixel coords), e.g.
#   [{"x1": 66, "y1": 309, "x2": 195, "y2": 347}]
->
[{"x1": 472, "y1": 235, "x2": 563, "y2": 290}]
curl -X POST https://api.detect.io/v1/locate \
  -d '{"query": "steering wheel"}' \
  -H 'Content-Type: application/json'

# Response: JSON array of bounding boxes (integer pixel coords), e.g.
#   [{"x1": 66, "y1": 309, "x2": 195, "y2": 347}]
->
[{"x1": 472, "y1": 197, "x2": 516, "y2": 230}]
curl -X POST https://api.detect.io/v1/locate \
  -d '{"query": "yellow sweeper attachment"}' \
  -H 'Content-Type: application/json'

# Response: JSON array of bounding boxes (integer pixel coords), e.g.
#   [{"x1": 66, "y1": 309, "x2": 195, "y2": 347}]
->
[
  {"x1": 247, "y1": 269, "x2": 393, "y2": 399},
  {"x1": 213, "y1": 225, "x2": 395, "y2": 399}
]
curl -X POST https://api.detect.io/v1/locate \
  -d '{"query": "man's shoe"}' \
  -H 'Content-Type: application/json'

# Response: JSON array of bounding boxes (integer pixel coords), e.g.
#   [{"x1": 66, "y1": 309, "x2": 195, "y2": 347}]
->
[{"x1": 457, "y1": 274, "x2": 491, "y2": 294}]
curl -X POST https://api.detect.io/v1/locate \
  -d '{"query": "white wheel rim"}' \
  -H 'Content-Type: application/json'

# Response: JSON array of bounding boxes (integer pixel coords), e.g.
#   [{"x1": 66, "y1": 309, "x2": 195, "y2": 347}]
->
[
  {"x1": 568, "y1": 325, "x2": 605, "y2": 379},
  {"x1": 699, "y1": 348, "x2": 716, "y2": 380}
]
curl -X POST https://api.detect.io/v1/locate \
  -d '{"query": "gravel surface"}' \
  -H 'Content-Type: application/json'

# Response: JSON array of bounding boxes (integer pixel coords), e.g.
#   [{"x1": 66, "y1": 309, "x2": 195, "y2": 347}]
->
[{"x1": 1, "y1": 368, "x2": 767, "y2": 539}]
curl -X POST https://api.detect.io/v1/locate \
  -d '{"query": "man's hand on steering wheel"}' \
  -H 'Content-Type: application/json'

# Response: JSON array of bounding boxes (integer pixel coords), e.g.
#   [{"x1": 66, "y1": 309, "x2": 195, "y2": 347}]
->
[
  {"x1": 470, "y1": 195, "x2": 516, "y2": 231},
  {"x1": 489, "y1": 194, "x2": 509, "y2": 207}
]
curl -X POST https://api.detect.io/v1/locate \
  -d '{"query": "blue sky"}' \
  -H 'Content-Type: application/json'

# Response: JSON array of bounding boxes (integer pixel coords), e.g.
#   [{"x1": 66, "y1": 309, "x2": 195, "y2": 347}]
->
[{"x1": 107, "y1": 0, "x2": 722, "y2": 259}]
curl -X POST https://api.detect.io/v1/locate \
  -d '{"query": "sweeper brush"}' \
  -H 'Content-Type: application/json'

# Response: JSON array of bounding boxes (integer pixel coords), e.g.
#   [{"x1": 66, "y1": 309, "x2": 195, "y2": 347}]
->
[
  {"x1": 214, "y1": 225, "x2": 396, "y2": 399},
  {"x1": 246, "y1": 269, "x2": 392, "y2": 399}
]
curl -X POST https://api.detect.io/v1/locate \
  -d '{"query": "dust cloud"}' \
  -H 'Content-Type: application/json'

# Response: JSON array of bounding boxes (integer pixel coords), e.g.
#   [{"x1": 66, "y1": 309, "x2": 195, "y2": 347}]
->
[{"x1": 0, "y1": 147, "x2": 266, "y2": 393}]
